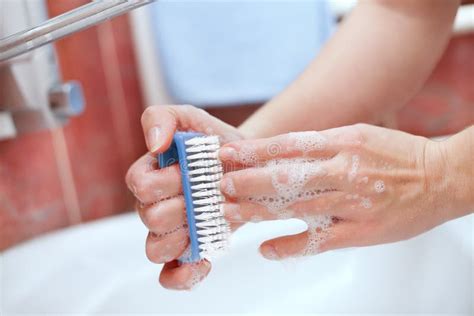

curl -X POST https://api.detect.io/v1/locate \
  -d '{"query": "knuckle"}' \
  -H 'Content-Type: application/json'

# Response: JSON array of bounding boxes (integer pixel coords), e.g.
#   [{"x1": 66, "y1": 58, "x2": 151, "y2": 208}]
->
[
  {"x1": 143, "y1": 205, "x2": 163, "y2": 229},
  {"x1": 133, "y1": 178, "x2": 149, "y2": 199}
]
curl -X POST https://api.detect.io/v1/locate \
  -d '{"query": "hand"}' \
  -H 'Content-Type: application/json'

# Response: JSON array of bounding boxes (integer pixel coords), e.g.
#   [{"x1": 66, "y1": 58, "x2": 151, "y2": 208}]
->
[
  {"x1": 126, "y1": 105, "x2": 243, "y2": 290},
  {"x1": 218, "y1": 123, "x2": 455, "y2": 260}
]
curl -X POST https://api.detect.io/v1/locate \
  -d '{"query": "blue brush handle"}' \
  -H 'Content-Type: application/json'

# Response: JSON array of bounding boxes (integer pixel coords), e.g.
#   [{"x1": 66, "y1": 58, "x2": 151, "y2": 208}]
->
[{"x1": 158, "y1": 132, "x2": 204, "y2": 263}]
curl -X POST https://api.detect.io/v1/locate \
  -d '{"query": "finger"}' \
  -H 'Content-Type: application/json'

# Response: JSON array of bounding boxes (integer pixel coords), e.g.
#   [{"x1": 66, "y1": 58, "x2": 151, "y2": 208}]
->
[
  {"x1": 145, "y1": 228, "x2": 189, "y2": 264},
  {"x1": 220, "y1": 159, "x2": 342, "y2": 199},
  {"x1": 223, "y1": 202, "x2": 279, "y2": 223},
  {"x1": 223, "y1": 190, "x2": 344, "y2": 223},
  {"x1": 126, "y1": 154, "x2": 182, "y2": 204},
  {"x1": 159, "y1": 260, "x2": 212, "y2": 290},
  {"x1": 259, "y1": 220, "x2": 359, "y2": 260},
  {"x1": 219, "y1": 125, "x2": 363, "y2": 165},
  {"x1": 137, "y1": 196, "x2": 186, "y2": 234},
  {"x1": 141, "y1": 105, "x2": 242, "y2": 154}
]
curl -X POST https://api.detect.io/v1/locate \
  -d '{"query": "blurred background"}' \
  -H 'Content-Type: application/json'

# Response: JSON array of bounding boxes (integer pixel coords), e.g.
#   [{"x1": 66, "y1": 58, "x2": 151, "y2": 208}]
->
[{"x1": 0, "y1": 1, "x2": 472, "y2": 313}]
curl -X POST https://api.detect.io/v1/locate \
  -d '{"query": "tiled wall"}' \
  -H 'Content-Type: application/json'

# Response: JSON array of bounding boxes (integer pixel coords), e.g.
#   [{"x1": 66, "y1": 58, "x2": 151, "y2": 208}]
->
[{"x1": 0, "y1": 1, "x2": 146, "y2": 250}]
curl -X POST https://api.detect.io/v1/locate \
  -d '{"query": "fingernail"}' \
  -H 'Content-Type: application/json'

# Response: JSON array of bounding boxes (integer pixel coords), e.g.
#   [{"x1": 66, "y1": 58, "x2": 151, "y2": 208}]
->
[
  {"x1": 147, "y1": 126, "x2": 162, "y2": 153},
  {"x1": 260, "y1": 244, "x2": 279, "y2": 260},
  {"x1": 223, "y1": 203, "x2": 242, "y2": 222},
  {"x1": 219, "y1": 147, "x2": 238, "y2": 161},
  {"x1": 220, "y1": 177, "x2": 236, "y2": 196}
]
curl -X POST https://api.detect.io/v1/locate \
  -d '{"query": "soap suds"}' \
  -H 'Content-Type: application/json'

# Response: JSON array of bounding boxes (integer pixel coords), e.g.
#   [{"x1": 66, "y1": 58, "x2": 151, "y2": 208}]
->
[
  {"x1": 289, "y1": 131, "x2": 328, "y2": 152},
  {"x1": 277, "y1": 209, "x2": 294, "y2": 220},
  {"x1": 237, "y1": 144, "x2": 258, "y2": 165},
  {"x1": 222, "y1": 178, "x2": 236, "y2": 196},
  {"x1": 242, "y1": 157, "x2": 334, "y2": 257},
  {"x1": 185, "y1": 262, "x2": 207, "y2": 290},
  {"x1": 302, "y1": 215, "x2": 333, "y2": 256},
  {"x1": 360, "y1": 197, "x2": 372, "y2": 209},
  {"x1": 374, "y1": 180, "x2": 385, "y2": 193},
  {"x1": 348, "y1": 155, "x2": 360, "y2": 182},
  {"x1": 246, "y1": 158, "x2": 327, "y2": 215}
]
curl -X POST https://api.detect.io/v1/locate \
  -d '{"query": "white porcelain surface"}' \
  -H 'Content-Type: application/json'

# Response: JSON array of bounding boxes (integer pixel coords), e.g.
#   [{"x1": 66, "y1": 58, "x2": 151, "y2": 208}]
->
[{"x1": 1, "y1": 212, "x2": 472, "y2": 314}]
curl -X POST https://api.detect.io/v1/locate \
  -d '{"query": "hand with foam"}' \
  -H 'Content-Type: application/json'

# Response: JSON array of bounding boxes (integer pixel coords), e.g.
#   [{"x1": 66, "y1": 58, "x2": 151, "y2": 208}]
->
[
  {"x1": 126, "y1": 105, "x2": 243, "y2": 290},
  {"x1": 219, "y1": 124, "x2": 473, "y2": 260}
]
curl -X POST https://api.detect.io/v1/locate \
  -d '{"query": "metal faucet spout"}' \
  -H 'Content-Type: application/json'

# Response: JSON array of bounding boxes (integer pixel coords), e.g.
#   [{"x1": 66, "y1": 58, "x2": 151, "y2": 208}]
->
[{"x1": 0, "y1": 0, "x2": 155, "y2": 62}]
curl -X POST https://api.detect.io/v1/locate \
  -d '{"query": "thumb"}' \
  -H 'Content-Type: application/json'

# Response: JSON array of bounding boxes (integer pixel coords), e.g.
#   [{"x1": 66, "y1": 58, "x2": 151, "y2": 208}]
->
[{"x1": 141, "y1": 105, "x2": 242, "y2": 154}]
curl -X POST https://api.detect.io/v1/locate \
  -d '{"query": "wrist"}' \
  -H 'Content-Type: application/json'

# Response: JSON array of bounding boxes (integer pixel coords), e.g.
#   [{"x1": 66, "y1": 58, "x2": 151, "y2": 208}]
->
[
  {"x1": 443, "y1": 128, "x2": 474, "y2": 215},
  {"x1": 425, "y1": 131, "x2": 473, "y2": 223}
]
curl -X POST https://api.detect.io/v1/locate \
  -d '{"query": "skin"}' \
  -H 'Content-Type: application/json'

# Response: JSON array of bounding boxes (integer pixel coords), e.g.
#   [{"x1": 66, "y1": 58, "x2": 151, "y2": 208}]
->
[
  {"x1": 219, "y1": 124, "x2": 473, "y2": 259},
  {"x1": 126, "y1": 0, "x2": 472, "y2": 289}
]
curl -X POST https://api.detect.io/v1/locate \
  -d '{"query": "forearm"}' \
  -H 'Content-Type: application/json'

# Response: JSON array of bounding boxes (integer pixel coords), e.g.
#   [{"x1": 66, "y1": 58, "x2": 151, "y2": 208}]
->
[{"x1": 239, "y1": 0, "x2": 459, "y2": 138}]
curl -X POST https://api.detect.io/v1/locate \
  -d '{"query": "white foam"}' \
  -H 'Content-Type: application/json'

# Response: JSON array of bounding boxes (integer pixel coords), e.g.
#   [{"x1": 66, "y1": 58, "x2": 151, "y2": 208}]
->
[
  {"x1": 360, "y1": 197, "x2": 372, "y2": 209},
  {"x1": 348, "y1": 155, "x2": 360, "y2": 182},
  {"x1": 289, "y1": 131, "x2": 328, "y2": 152},
  {"x1": 302, "y1": 215, "x2": 332, "y2": 256},
  {"x1": 186, "y1": 262, "x2": 207, "y2": 290},
  {"x1": 242, "y1": 158, "x2": 334, "y2": 257},
  {"x1": 222, "y1": 178, "x2": 236, "y2": 196},
  {"x1": 237, "y1": 144, "x2": 258, "y2": 165},
  {"x1": 374, "y1": 180, "x2": 385, "y2": 193},
  {"x1": 246, "y1": 158, "x2": 327, "y2": 215}
]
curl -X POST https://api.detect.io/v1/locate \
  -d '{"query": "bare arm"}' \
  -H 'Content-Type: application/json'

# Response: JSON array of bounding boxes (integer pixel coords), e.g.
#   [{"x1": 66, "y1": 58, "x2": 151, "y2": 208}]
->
[{"x1": 239, "y1": 0, "x2": 460, "y2": 138}]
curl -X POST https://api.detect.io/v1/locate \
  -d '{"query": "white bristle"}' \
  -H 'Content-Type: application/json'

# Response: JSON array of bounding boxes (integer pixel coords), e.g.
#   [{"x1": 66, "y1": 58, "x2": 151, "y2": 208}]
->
[
  {"x1": 185, "y1": 135, "x2": 229, "y2": 261},
  {"x1": 185, "y1": 136, "x2": 219, "y2": 146},
  {"x1": 195, "y1": 217, "x2": 227, "y2": 228},
  {"x1": 188, "y1": 160, "x2": 220, "y2": 168},
  {"x1": 193, "y1": 196, "x2": 224, "y2": 206},
  {"x1": 189, "y1": 174, "x2": 221, "y2": 183},
  {"x1": 191, "y1": 182, "x2": 219, "y2": 190},
  {"x1": 194, "y1": 210, "x2": 223, "y2": 221},
  {"x1": 188, "y1": 165, "x2": 223, "y2": 176},
  {"x1": 198, "y1": 240, "x2": 227, "y2": 251},
  {"x1": 186, "y1": 144, "x2": 220, "y2": 153},
  {"x1": 192, "y1": 189, "x2": 220, "y2": 198},
  {"x1": 193, "y1": 205, "x2": 218, "y2": 213},
  {"x1": 187, "y1": 152, "x2": 218, "y2": 161},
  {"x1": 197, "y1": 225, "x2": 230, "y2": 236},
  {"x1": 198, "y1": 233, "x2": 228, "y2": 243}
]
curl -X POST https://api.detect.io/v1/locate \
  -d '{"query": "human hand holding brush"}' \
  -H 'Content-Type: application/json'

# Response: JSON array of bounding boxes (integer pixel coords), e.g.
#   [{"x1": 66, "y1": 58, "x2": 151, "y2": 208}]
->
[{"x1": 126, "y1": 105, "x2": 244, "y2": 290}]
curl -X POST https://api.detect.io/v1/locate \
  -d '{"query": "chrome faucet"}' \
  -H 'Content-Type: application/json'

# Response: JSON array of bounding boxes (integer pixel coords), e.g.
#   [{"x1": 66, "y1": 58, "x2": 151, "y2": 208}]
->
[
  {"x1": 0, "y1": 0, "x2": 155, "y2": 62},
  {"x1": 0, "y1": 0, "x2": 155, "y2": 140}
]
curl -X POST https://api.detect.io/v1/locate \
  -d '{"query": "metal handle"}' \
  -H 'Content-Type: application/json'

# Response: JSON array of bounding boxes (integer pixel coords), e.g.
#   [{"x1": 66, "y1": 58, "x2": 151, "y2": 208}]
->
[{"x1": 0, "y1": 0, "x2": 155, "y2": 62}]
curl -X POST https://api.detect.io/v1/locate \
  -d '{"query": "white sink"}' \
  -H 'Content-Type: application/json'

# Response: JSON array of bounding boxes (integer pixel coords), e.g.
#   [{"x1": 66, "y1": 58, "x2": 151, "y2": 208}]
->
[{"x1": 1, "y1": 212, "x2": 472, "y2": 314}]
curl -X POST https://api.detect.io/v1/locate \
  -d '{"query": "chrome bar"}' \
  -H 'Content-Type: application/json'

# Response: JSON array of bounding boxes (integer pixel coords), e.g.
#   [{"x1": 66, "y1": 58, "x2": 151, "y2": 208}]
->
[{"x1": 0, "y1": 0, "x2": 155, "y2": 62}]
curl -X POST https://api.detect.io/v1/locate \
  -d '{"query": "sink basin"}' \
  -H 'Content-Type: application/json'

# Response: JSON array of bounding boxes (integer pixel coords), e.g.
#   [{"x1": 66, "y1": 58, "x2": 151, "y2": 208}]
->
[{"x1": 1, "y1": 212, "x2": 472, "y2": 314}]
